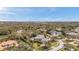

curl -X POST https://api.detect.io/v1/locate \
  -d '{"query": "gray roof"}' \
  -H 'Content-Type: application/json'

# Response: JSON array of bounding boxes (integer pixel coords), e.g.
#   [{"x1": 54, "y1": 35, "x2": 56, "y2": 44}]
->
[
  {"x1": 31, "y1": 35, "x2": 51, "y2": 43},
  {"x1": 48, "y1": 30, "x2": 62, "y2": 35},
  {"x1": 66, "y1": 31, "x2": 78, "y2": 36}
]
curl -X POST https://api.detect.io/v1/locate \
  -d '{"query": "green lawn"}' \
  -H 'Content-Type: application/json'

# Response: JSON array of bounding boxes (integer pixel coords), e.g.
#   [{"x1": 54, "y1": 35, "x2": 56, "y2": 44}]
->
[
  {"x1": 0, "y1": 35, "x2": 9, "y2": 40},
  {"x1": 33, "y1": 41, "x2": 59, "y2": 51},
  {"x1": 59, "y1": 44, "x2": 79, "y2": 51},
  {"x1": 50, "y1": 41, "x2": 59, "y2": 47}
]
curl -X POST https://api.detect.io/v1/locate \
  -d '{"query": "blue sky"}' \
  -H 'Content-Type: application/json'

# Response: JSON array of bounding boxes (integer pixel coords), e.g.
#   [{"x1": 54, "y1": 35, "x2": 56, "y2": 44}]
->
[{"x1": 0, "y1": 7, "x2": 79, "y2": 21}]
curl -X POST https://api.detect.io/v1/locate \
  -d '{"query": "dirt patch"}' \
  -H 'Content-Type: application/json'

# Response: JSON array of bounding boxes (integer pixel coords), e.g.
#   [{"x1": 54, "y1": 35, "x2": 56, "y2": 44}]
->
[{"x1": 0, "y1": 40, "x2": 19, "y2": 50}]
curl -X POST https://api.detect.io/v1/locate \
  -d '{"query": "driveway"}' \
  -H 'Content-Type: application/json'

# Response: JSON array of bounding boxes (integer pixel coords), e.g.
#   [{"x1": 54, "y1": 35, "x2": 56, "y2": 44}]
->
[{"x1": 50, "y1": 39, "x2": 64, "y2": 51}]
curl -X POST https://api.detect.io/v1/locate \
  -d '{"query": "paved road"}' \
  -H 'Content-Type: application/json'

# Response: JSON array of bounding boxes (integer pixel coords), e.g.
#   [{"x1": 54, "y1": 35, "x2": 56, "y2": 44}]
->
[{"x1": 50, "y1": 40, "x2": 64, "y2": 51}]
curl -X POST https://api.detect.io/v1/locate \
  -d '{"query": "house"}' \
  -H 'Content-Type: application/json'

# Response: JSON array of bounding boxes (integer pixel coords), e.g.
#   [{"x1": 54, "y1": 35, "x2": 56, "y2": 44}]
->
[
  {"x1": 37, "y1": 29, "x2": 47, "y2": 32},
  {"x1": 17, "y1": 30, "x2": 23, "y2": 34},
  {"x1": 75, "y1": 27, "x2": 79, "y2": 33},
  {"x1": 31, "y1": 35, "x2": 51, "y2": 43},
  {"x1": 65, "y1": 31, "x2": 78, "y2": 39},
  {"x1": 47, "y1": 30, "x2": 62, "y2": 36},
  {"x1": 56, "y1": 27, "x2": 62, "y2": 31},
  {"x1": 65, "y1": 31, "x2": 78, "y2": 36},
  {"x1": 16, "y1": 30, "x2": 33, "y2": 38}
]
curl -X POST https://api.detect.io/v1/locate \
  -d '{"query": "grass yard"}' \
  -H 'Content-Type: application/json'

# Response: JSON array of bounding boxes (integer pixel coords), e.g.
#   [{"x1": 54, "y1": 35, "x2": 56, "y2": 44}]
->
[
  {"x1": 0, "y1": 35, "x2": 9, "y2": 40},
  {"x1": 50, "y1": 41, "x2": 59, "y2": 47}
]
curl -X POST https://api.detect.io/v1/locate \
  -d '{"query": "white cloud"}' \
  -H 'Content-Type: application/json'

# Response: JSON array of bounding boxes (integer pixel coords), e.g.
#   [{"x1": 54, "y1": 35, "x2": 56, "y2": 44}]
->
[
  {"x1": 0, "y1": 19, "x2": 9, "y2": 21},
  {"x1": 0, "y1": 18, "x2": 79, "y2": 22},
  {"x1": 0, "y1": 11, "x2": 16, "y2": 15},
  {"x1": 0, "y1": 7, "x2": 16, "y2": 15}
]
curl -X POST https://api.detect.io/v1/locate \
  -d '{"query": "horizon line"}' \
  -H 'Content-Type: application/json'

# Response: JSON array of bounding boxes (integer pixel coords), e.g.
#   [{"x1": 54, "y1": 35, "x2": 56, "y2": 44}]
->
[{"x1": 0, "y1": 20, "x2": 79, "y2": 22}]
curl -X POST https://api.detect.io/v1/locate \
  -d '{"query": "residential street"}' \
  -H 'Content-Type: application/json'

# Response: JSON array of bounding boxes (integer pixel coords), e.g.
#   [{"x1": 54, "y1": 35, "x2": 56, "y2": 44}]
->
[{"x1": 50, "y1": 40, "x2": 64, "y2": 51}]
